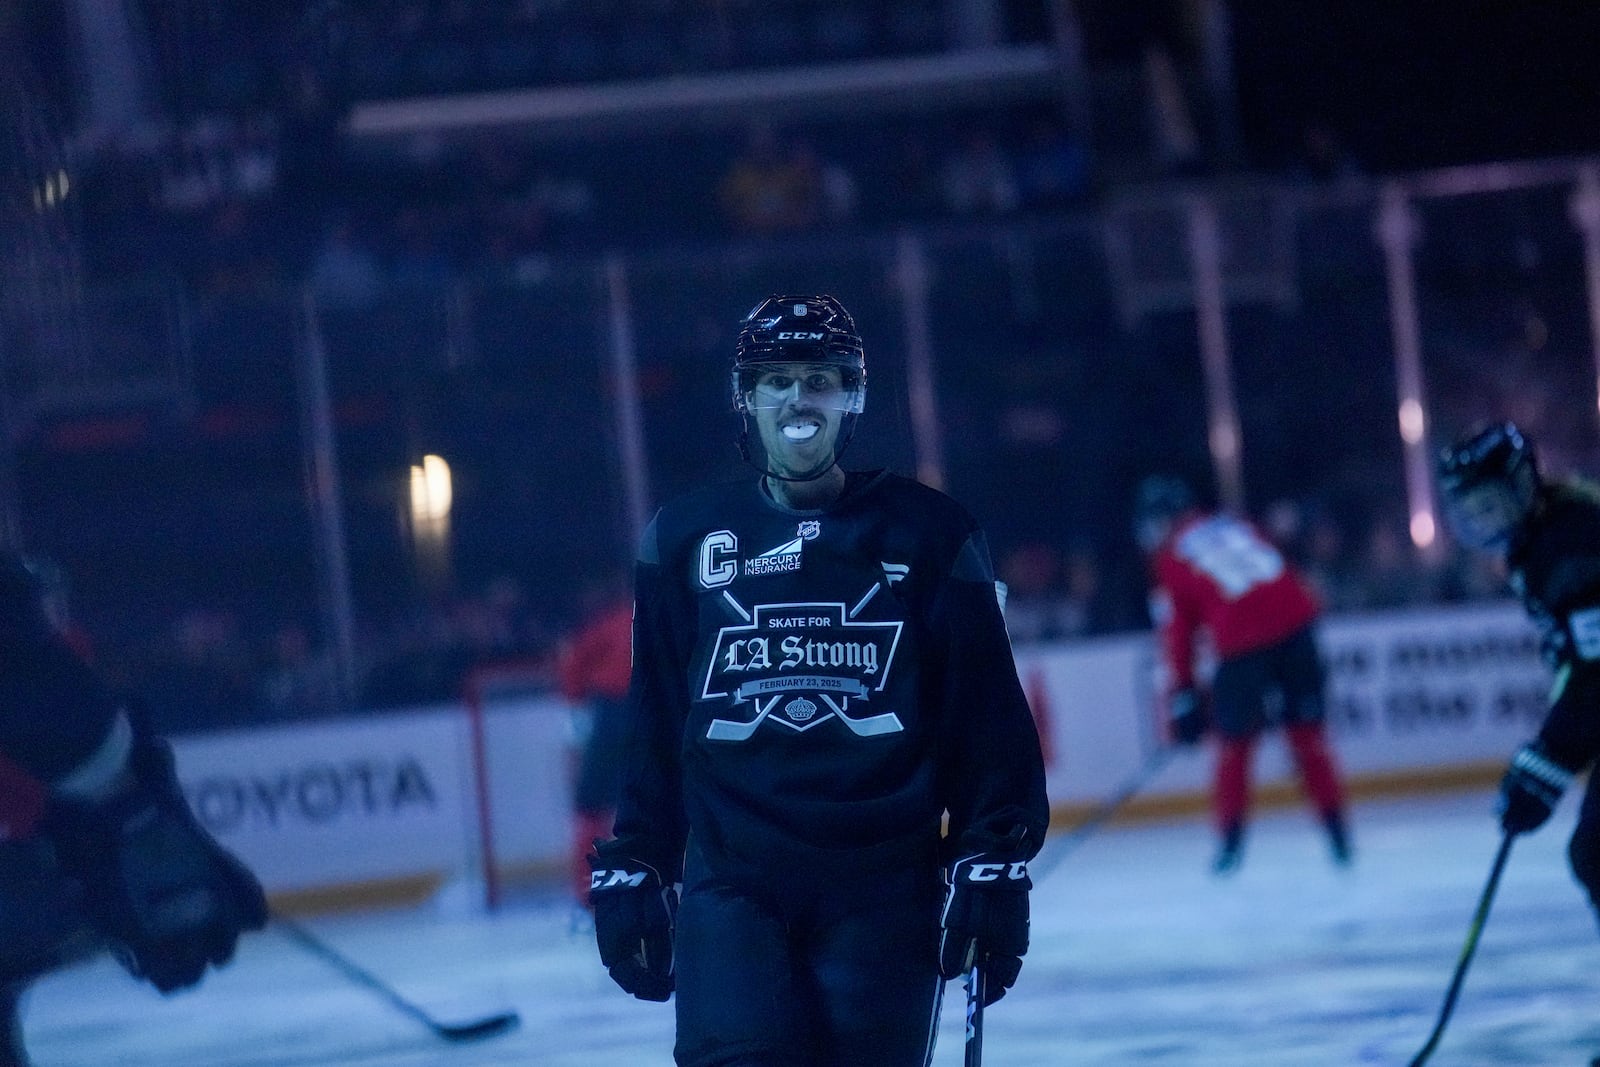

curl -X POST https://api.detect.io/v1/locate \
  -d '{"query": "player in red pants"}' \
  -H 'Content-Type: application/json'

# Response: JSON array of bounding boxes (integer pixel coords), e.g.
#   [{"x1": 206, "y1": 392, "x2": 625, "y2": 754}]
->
[
  {"x1": 557, "y1": 588, "x2": 634, "y2": 905},
  {"x1": 1134, "y1": 476, "x2": 1352, "y2": 874}
]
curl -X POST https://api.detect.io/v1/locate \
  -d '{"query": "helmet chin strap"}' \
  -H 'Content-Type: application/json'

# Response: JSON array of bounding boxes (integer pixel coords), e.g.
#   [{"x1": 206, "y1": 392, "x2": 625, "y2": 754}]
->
[{"x1": 737, "y1": 413, "x2": 858, "y2": 483}]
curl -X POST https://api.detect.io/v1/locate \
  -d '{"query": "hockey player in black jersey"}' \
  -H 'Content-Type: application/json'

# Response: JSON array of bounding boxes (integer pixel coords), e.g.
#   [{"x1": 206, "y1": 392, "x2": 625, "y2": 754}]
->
[
  {"x1": 0, "y1": 553, "x2": 266, "y2": 1066},
  {"x1": 1439, "y1": 422, "x2": 1600, "y2": 928},
  {"x1": 588, "y1": 294, "x2": 1049, "y2": 1066}
]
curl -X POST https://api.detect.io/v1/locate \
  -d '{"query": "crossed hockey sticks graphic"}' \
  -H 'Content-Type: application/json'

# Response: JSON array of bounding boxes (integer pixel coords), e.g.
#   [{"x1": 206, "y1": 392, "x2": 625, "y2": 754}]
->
[{"x1": 705, "y1": 692, "x2": 903, "y2": 740}]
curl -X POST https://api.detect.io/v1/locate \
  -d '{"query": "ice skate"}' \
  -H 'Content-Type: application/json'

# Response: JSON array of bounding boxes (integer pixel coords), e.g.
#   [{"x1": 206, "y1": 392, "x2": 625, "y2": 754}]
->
[
  {"x1": 1212, "y1": 825, "x2": 1244, "y2": 876},
  {"x1": 1324, "y1": 811, "x2": 1353, "y2": 867}
]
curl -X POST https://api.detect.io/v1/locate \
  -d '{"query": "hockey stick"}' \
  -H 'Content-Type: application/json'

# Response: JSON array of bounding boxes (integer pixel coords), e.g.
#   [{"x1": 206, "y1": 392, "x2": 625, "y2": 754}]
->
[
  {"x1": 705, "y1": 695, "x2": 780, "y2": 741},
  {"x1": 275, "y1": 915, "x2": 520, "y2": 1042},
  {"x1": 1030, "y1": 746, "x2": 1175, "y2": 882},
  {"x1": 963, "y1": 960, "x2": 985, "y2": 1067},
  {"x1": 1405, "y1": 832, "x2": 1515, "y2": 1067}
]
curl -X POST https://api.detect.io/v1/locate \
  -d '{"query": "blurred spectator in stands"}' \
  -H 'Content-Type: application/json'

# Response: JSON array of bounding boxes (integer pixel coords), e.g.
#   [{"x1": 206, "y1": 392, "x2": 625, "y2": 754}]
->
[
  {"x1": 1014, "y1": 114, "x2": 1092, "y2": 210},
  {"x1": 199, "y1": 202, "x2": 274, "y2": 296},
  {"x1": 276, "y1": 63, "x2": 348, "y2": 215},
  {"x1": 359, "y1": 575, "x2": 541, "y2": 709},
  {"x1": 388, "y1": 207, "x2": 454, "y2": 294},
  {"x1": 154, "y1": 118, "x2": 280, "y2": 214},
  {"x1": 1058, "y1": 541, "x2": 1112, "y2": 637},
  {"x1": 158, "y1": 124, "x2": 222, "y2": 214},
  {"x1": 467, "y1": 136, "x2": 527, "y2": 202},
  {"x1": 1291, "y1": 122, "x2": 1363, "y2": 184},
  {"x1": 259, "y1": 622, "x2": 342, "y2": 719},
  {"x1": 477, "y1": 214, "x2": 551, "y2": 284},
  {"x1": 1435, "y1": 541, "x2": 1511, "y2": 604},
  {"x1": 231, "y1": 116, "x2": 280, "y2": 199},
  {"x1": 883, "y1": 129, "x2": 940, "y2": 220},
  {"x1": 791, "y1": 138, "x2": 859, "y2": 229},
  {"x1": 310, "y1": 218, "x2": 383, "y2": 307},
  {"x1": 1349, "y1": 517, "x2": 1439, "y2": 609},
  {"x1": 999, "y1": 541, "x2": 1076, "y2": 644},
  {"x1": 445, "y1": 576, "x2": 537, "y2": 663},
  {"x1": 718, "y1": 124, "x2": 824, "y2": 235},
  {"x1": 525, "y1": 167, "x2": 597, "y2": 244},
  {"x1": 1262, "y1": 497, "x2": 1306, "y2": 559},
  {"x1": 557, "y1": 576, "x2": 633, "y2": 905},
  {"x1": 940, "y1": 130, "x2": 1020, "y2": 216},
  {"x1": 1297, "y1": 508, "x2": 1365, "y2": 612},
  {"x1": 152, "y1": 607, "x2": 258, "y2": 731}
]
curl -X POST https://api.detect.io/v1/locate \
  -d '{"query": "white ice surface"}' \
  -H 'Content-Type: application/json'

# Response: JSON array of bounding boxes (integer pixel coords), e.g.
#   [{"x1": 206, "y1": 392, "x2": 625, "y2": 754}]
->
[{"x1": 19, "y1": 788, "x2": 1600, "y2": 1066}]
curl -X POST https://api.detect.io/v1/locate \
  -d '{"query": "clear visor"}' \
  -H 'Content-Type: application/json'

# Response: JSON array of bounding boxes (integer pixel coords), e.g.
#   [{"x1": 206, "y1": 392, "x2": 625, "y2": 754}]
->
[
  {"x1": 734, "y1": 363, "x2": 864, "y2": 415},
  {"x1": 1442, "y1": 482, "x2": 1528, "y2": 549}
]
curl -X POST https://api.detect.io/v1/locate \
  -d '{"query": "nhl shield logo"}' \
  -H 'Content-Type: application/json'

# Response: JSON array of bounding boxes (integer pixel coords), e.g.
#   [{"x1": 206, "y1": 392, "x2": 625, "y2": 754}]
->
[{"x1": 797, "y1": 520, "x2": 821, "y2": 541}]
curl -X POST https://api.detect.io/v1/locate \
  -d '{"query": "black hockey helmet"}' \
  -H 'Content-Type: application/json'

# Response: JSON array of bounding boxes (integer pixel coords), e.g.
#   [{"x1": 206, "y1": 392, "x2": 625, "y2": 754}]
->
[
  {"x1": 1436, "y1": 420, "x2": 1540, "y2": 549},
  {"x1": 1133, "y1": 475, "x2": 1197, "y2": 552},
  {"x1": 732, "y1": 294, "x2": 865, "y2": 415},
  {"x1": 731, "y1": 294, "x2": 866, "y2": 482}
]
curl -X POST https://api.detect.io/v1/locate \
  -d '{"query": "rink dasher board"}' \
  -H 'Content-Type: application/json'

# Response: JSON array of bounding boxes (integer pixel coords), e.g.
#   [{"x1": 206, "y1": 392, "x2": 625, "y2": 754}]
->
[
  {"x1": 1020, "y1": 598, "x2": 1548, "y2": 805},
  {"x1": 165, "y1": 600, "x2": 1546, "y2": 901}
]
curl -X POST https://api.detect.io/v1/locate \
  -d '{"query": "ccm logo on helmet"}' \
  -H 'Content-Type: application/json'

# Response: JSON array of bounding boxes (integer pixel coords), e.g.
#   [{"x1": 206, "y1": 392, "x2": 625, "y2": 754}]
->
[{"x1": 776, "y1": 331, "x2": 826, "y2": 341}]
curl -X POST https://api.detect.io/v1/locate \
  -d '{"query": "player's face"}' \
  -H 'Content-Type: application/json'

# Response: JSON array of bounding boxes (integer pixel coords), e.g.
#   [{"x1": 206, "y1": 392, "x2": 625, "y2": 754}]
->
[
  {"x1": 1444, "y1": 482, "x2": 1529, "y2": 551},
  {"x1": 746, "y1": 363, "x2": 849, "y2": 479},
  {"x1": 1135, "y1": 514, "x2": 1174, "y2": 554}
]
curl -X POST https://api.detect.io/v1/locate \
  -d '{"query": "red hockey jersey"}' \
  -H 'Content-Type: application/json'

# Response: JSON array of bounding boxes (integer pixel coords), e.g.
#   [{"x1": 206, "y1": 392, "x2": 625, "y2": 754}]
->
[
  {"x1": 1149, "y1": 511, "x2": 1320, "y2": 689},
  {"x1": 558, "y1": 600, "x2": 634, "y2": 704}
]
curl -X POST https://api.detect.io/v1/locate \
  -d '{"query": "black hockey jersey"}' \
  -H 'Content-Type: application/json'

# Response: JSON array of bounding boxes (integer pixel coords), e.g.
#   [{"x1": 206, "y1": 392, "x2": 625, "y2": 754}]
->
[
  {"x1": 1507, "y1": 479, "x2": 1600, "y2": 768},
  {"x1": 0, "y1": 552, "x2": 120, "y2": 780},
  {"x1": 611, "y1": 470, "x2": 1049, "y2": 885}
]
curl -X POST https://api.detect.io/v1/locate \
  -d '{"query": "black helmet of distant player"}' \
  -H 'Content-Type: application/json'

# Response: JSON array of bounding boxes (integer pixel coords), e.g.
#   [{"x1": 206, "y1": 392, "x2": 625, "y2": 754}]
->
[
  {"x1": 1133, "y1": 475, "x2": 1197, "y2": 553},
  {"x1": 732, "y1": 294, "x2": 866, "y2": 482},
  {"x1": 1437, "y1": 421, "x2": 1541, "y2": 551}
]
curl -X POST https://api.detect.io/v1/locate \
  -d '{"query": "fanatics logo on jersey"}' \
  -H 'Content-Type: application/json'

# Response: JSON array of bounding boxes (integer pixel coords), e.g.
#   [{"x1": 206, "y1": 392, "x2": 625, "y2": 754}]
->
[{"x1": 700, "y1": 599, "x2": 904, "y2": 740}]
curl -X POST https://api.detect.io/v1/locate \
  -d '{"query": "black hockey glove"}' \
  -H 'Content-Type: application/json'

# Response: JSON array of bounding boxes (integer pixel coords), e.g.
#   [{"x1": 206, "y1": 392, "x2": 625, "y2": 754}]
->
[
  {"x1": 1497, "y1": 742, "x2": 1575, "y2": 836},
  {"x1": 45, "y1": 737, "x2": 267, "y2": 994},
  {"x1": 588, "y1": 843, "x2": 676, "y2": 1002},
  {"x1": 1168, "y1": 688, "x2": 1209, "y2": 747},
  {"x1": 939, "y1": 846, "x2": 1031, "y2": 1006}
]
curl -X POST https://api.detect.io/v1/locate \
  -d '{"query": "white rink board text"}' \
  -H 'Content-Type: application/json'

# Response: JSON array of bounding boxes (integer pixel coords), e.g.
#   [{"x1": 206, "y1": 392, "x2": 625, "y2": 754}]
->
[{"x1": 172, "y1": 600, "x2": 1546, "y2": 896}]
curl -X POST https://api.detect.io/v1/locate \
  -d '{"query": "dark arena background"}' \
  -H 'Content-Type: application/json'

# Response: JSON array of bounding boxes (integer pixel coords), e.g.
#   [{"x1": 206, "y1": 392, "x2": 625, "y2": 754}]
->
[{"x1": 6, "y1": 3, "x2": 1600, "y2": 1064}]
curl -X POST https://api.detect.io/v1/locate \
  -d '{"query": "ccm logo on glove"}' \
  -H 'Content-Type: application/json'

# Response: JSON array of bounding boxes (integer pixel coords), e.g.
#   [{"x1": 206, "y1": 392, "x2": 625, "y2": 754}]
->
[
  {"x1": 587, "y1": 850, "x2": 677, "y2": 1003},
  {"x1": 961, "y1": 860, "x2": 1028, "y2": 882},
  {"x1": 940, "y1": 850, "x2": 1033, "y2": 1006},
  {"x1": 592, "y1": 868, "x2": 651, "y2": 890}
]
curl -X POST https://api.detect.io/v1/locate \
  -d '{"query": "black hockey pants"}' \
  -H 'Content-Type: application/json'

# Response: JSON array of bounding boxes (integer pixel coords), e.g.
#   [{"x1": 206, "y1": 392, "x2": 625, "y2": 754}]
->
[
  {"x1": 673, "y1": 841, "x2": 944, "y2": 1067},
  {"x1": 0, "y1": 839, "x2": 101, "y2": 1067},
  {"x1": 0, "y1": 839, "x2": 97, "y2": 986},
  {"x1": 1566, "y1": 773, "x2": 1600, "y2": 929}
]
